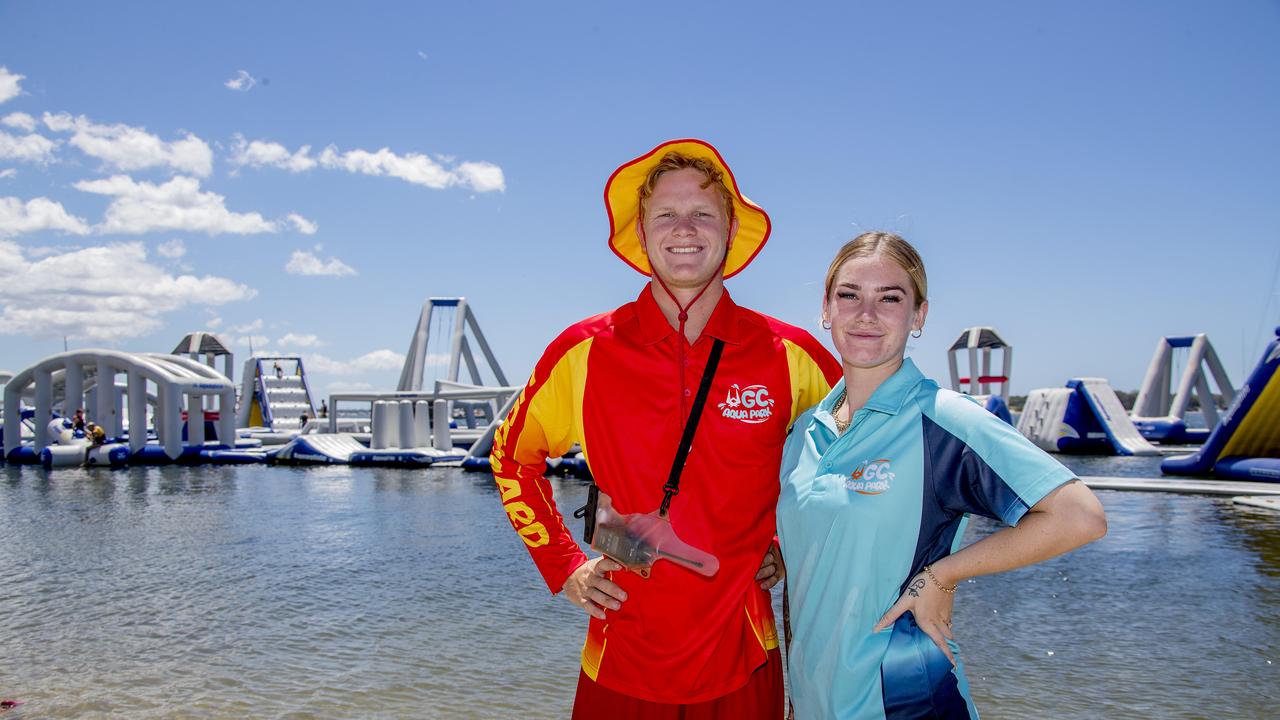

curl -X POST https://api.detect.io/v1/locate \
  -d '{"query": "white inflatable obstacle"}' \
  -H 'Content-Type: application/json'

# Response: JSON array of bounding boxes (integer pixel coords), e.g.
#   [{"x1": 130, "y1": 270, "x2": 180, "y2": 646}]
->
[
  {"x1": 323, "y1": 297, "x2": 520, "y2": 468},
  {"x1": 273, "y1": 433, "x2": 368, "y2": 465},
  {"x1": 235, "y1": 356, "x2": 318, "y2": 434},
  {"x1": 1018, "y1": 378, "x2": 1160, "y2": 456},
  {"x1": 1131, "y1": 334, "x2": 1234, "y2": 444},
  {"x1": 39, "y1": 418, "x2": 129, "y2": 468},
  {"x1": 3, "y1": 350, "x2": 236, "y2": 463},
  {"x1": 0, "y1": 370, "x2": 13, "y2": 407},
  {"x1": 268, "y1": 297, "x2": 521, "y2": 469},
  {"x1": 947, "y1": 327, "x2": 1014, "y2": 423},
  {"x1": 172, "y1": 332, "x2": 236, "y2": 388},
  {"x1": 273, "y1": 399, "x2": 461, "y2": 467},
  {"x1": 397, "y1": 297, "x2": 510, "y2": 392}
]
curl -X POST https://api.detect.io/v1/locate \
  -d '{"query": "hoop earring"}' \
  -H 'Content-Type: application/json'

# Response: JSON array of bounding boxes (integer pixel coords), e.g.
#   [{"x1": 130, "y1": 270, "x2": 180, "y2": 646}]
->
[
  {"x1": 911, "y1": 329, "x2": 922, "y2": 338},
  {"x1": 821, "y1": 318, "x2": 832, "y2": 330}
]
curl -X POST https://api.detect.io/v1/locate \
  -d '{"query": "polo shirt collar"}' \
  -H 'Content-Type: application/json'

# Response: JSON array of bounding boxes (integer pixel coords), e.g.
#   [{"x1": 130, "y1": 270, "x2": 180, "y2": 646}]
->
[
  {"x1": 634, "y1": 284, "x2": 742, "y2": 346},
  {"x1": 862, "y1": 357, "x2": 925, "y2": 414},
  {"x1": 813, "y1": 357, "x2": 925, "y2": 430}
]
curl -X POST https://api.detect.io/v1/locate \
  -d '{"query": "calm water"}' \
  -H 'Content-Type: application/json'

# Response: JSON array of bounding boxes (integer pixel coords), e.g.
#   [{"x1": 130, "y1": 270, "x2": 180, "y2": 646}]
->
[{"x1": 1, "y1": 457, "x2": 1277, "y2": 719}]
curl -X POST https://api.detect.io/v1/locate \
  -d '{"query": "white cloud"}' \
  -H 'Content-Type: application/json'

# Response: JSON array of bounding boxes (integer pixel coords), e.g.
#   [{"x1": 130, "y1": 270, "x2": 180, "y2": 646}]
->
[
  {"x1": 278, "y1": 332, "x2": 321, "y2": 348},
  {"x1": 285, "y1": 247, "x2": 355, "y2": 277},
  {"x1": 41, "y1": 113, "x2": 73, "y2": 133},
  {"x1": 224, "y1": 70, "x2": 257, "y2": 92},
  {"x1": 74, "y1": 175, "x2": 277, "y2": 235},
  {"x1": 2, "y1": 112, "x2": 37, "y2": 132},
  {"x1": 230, "y1": 319, "x2": 264, "y2": 334},
  {"x1": 229, "y1": 134, "x2": 316, "y2": 172},
  {"x1": 318, "y1": 145, "x2": 505, "y2": 192},
  {"x1": 236, "y1": 334, "x2": 271, "y2": 349},
  {"x1": 0, "y1": 129, "x2": 58, "y2": 164},
  {"x1": 231, "y1": 135, "x2": 504, "y2": 192},
  {"x1": 324, "y1": 380, "x2": 375, "y2": 394},
  {"x1": 157, "y1": 238, "x2": 186, "y2": 259},
  {"x1": 455, "y1": 161, "x2": 506, "y2": 193},
  {"x1": 286, "y1": 213, "x2": 317, "y2": 235},
  {"x1": 307, "y1": 349, "x2": 405, "y2": 375},
  {"x1": 0, "y1": 169, "x2": 15, "y2": 180},
  {"x1": 0, "y1": 196, "x2": 92, "y2": 237},
  {"x1": 417, "y1": 50, "x2": 429, "y2": 61},
  {"x1": 0, "y1": 67, "x2": 23, "y2": 104},
  {"x1": 352, "y1": 349, "x2": 406, "y2": 371},
  {"x1": 206, "y1": 314, "x2": 223, "y2": 329},
  {"x1": 0, "y1": 240, "x2": 255, "y2": 341},
  {"x1": 42, "y1": 112, "x2": 213, "y2": 177},
  {"x1": 25, "y1": 244, "x2": 83, "y2": 259}
]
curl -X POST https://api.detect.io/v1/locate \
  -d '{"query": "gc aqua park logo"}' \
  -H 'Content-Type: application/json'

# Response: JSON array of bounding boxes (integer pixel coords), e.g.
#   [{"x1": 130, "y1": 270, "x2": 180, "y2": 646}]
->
[
  {"x1": 718, "y1": 383, "x2": 775, "y2": 424},
  {"x1": 844, "y1": 458, "x2": 895, "y2": 495}
]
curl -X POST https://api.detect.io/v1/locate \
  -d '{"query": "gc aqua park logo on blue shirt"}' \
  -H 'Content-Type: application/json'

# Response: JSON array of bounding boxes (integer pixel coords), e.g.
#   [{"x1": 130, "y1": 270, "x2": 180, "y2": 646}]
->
[{"x1": 844, "y1": 458, "x2": 895, "y2": 495}]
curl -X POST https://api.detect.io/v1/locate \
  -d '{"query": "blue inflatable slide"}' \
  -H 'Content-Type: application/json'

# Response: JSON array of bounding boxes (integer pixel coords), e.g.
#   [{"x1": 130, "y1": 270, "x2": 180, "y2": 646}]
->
[{"x1": 1162, "y1": 327, "x2": 1280, "y2": 482}]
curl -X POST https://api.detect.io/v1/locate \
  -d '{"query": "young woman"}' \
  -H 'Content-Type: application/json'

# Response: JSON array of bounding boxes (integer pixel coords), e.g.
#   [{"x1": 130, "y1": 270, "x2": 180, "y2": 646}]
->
[{"x1": 777, "y1": 232, "x2": 1107, "y2": 719}]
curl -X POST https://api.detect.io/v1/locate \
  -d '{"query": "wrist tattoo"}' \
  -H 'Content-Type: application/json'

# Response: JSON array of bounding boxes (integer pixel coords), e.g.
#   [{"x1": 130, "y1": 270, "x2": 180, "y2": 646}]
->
[{"x1": 907, "y1": 577, "x2": 926, "y2": 598}]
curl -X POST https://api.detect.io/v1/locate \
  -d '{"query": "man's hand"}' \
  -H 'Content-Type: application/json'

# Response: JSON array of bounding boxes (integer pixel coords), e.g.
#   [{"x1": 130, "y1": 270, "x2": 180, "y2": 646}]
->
[
  {"x1": 754, "y1": 542, "x2": 785, "y2": 590},
  {"x1": 561, "y1": 556, "x2": 628, "y2": 619}
]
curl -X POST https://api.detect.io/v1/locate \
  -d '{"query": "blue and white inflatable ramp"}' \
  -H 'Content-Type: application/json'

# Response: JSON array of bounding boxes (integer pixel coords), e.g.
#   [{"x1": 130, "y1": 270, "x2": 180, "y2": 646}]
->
[
  {"x1": 273, "y1": 434, "x2": 369, "y2": 465},
  {"x1": 1018, "y1": 378, "x2": 1160, "y2": 456},
  {"x1": 1071, "y1": 378, "x2": 1161, "y2": 456},
  {"x1": 1162, "y1": 327, "x2": 1280, "y2": 482},
  {"x1": 273, "y1": 433, "x2": 463, "y2": 467}
]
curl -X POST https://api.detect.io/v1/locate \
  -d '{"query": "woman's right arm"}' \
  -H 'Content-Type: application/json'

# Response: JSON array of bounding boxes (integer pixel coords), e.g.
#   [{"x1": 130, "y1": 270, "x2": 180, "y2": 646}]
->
[{"x1": 874, "y1": 479, "x2": 1106, "y2": 665}]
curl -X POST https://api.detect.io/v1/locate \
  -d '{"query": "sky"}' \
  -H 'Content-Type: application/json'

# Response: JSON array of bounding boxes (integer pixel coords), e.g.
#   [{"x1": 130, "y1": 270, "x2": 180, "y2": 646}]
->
[{"x1": 1, "y1": 1, "x2": 1278, "y2": 400}]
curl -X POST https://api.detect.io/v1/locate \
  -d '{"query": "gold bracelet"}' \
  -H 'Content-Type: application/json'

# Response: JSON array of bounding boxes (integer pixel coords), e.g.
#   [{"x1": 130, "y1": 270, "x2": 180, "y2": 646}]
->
[{"x1": 922, "y1": 565, "x2": 957, "y2": 594}]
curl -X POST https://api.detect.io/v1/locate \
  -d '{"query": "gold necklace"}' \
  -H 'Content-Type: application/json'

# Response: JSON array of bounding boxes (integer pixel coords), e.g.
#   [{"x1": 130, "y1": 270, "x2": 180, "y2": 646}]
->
[{"x1": 832, "y1": 389, "x2": 851, "y2": 434}]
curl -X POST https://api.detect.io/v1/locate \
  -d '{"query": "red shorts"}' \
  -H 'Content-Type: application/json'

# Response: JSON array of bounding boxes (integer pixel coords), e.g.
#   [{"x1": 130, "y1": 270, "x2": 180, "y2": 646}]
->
[{"x1": 570, "y1": 648, "x2": 784, "y2": 720}]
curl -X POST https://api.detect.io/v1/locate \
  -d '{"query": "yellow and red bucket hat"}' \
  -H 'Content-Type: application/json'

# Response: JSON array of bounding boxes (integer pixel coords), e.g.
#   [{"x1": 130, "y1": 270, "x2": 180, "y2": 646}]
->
[{"x1": 604, "y1": 138, "x2": 771, "y2": 279}]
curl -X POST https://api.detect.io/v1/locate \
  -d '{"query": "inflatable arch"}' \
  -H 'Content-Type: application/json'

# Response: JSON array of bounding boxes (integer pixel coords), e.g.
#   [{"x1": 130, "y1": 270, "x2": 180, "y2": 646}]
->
[
  {"x1": 3, "y1": 350, "x2": 236, "y2": 462},
  {"x1": 398, "y1": 297, "x2": 509, "y2": 391}
]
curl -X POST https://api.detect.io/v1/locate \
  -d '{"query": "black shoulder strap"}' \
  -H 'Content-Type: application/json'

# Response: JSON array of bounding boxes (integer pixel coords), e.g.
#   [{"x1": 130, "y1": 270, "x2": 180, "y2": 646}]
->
[{"x1": 659, "y1": 339, "x2": 726, "y2": 516}]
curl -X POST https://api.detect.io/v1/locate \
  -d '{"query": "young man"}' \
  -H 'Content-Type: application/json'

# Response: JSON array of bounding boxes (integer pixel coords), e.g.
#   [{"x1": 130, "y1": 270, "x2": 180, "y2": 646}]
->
[{"x1": 491, "y1": 139, "x2": 840, "y2": 718}]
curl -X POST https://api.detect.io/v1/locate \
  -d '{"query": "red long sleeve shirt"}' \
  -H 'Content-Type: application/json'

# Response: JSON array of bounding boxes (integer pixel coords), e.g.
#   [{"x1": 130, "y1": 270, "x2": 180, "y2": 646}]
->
[{"x1": 491, "y1": 287, "x2": 840, "y2": 703}]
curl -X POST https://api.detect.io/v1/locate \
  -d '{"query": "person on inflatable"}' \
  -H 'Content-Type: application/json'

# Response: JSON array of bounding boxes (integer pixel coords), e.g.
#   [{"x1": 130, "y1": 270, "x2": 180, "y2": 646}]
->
[
  {"x1": 491, "y1": 139, "x2": 840, "y2": 718},
  {"x1": 777, "y1": 232, "x2": 1108, "y2": 719}
]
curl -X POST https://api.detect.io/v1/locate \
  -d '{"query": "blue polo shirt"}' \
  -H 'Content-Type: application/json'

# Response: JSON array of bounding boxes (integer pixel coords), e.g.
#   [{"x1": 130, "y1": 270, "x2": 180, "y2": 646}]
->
[{"x1": 778, "y1": 358, "x2": 1075, "y2": 720}]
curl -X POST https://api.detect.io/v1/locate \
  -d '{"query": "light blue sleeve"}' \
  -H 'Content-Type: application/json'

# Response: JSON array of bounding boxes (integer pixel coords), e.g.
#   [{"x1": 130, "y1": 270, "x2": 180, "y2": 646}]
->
[{"x1": 926, "y1": 389, "x2": 1077, "y2": 526}]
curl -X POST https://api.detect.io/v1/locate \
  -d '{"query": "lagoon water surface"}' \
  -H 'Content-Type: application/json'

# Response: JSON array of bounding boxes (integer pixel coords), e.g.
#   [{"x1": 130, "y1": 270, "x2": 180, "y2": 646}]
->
[{"x1": 1, "y1": 457, "x2": 1277, "y2": 718}]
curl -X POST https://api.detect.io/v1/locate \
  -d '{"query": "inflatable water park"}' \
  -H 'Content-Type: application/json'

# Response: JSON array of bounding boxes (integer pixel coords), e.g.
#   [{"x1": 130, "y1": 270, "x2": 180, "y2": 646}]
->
[
  {"x1": 3, "y1": 304, "x2": 1276, "y2": 485},
  {"x1": 1017, "y1": 332, "x2": 1231, "y2": 457},
  {"x1": 1012, "y1": 326, "x2": 1280, "y2": 483},
  {"x1": 935, "y1": 324, "x2": 1278, "y2": 490},
  {"x1": 0, "y1": 298, "x2": 525, "y2": 471}
]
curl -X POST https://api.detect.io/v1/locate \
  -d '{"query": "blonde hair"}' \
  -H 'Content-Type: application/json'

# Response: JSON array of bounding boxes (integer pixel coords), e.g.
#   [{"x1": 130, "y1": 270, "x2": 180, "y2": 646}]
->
[
  {"x1": 824, "y1": 231, "x2": 927, "y2": 307},
  {"x1": 637, "y1": 151, "x2": 735, "y2": 222}
]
